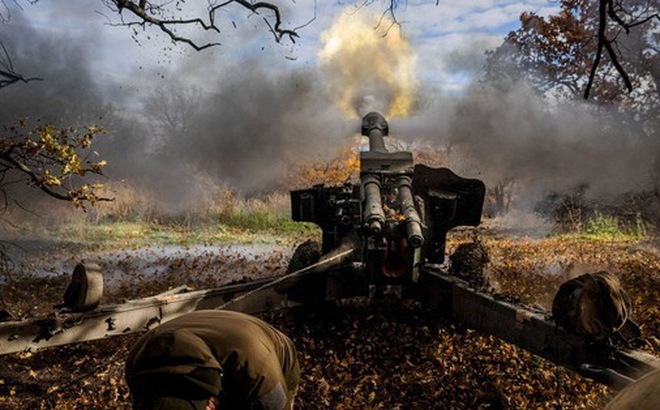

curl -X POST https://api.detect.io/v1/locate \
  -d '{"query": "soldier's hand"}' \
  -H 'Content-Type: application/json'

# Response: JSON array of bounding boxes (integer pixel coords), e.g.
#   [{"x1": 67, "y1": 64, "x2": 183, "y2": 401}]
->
[{"x1": 205, "y1": 396, "x2": 219, "y2": 410}]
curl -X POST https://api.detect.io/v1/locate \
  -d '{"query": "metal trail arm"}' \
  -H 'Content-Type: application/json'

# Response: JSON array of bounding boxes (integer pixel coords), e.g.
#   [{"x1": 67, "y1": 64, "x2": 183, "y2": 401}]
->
[
  {"x1": 417, "y1": 266, "x2": 660, "y2": 388},
  {"x1": 0, "y1": 250, "x2": 360, "y2": 356},
  {"x1": 1, "y1": 260, "x2": 658, "y2": 389},
  {"x1": 0, "y1": 280, "x2": 276, "y2": 355}
]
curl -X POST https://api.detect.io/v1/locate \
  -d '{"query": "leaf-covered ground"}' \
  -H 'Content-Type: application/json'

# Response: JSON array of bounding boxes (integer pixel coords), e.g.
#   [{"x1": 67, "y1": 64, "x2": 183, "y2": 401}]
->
[{"x1": 0, "y1": 228, "x2": 658, "y2": 409}]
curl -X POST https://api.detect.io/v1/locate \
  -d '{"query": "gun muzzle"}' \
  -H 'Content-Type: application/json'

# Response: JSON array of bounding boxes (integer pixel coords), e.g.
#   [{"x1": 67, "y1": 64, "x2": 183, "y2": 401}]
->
[
  {"x1": 397, "y1": 176, "x2": 424, "y2": 248},
  {"x1": 362, "y1": 175, "x2": 385, "y2": 235},
  {"x1": 361, "y1": 112, "x2": 389, "y2": 153}
]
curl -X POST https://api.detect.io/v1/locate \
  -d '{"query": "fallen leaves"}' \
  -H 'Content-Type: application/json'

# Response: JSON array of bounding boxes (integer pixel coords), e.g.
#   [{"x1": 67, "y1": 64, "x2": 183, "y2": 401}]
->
[
  {"x1": 260, "y1": 298, "x2": 612, "y2": 409},
  {"x1": 0, "y1": 230, "x2": 657, "y2": 408}
]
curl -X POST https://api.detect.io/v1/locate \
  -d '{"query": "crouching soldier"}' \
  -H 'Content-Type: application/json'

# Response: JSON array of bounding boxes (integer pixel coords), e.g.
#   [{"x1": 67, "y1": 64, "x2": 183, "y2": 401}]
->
[{"x1": 125, "y1": 310, "x2": 300, "y2": 409}]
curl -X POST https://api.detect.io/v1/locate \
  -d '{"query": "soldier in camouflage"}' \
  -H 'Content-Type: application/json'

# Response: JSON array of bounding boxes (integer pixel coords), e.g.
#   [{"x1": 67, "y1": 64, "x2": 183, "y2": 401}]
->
[
  {"x1": 552, "y1": 271, "x2": 631, "y2": 338},
  {"x1": 125, "y1": 310, "x2": 300, "y2": 410}
]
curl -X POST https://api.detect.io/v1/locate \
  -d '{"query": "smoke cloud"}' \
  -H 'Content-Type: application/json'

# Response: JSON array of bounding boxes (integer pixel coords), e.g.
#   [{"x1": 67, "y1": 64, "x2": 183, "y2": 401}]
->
[
  {"x1": 0, "y1": 5, "x2": 356, "y2": 210},
  {"x1": 1, "y1": 2, "x2": 657, "y2": 220},
  {"x1": 0, "y1": 15, "x2": 104, "y2": 126},
  {"x1": 397, "y1": 80, "x2": 659, "y2": 212},
  {"x1": 318, "y1": 11, "x2": 418, "y2": 118},
  {"x1": 145, "y1": 65, "x2": 353, "y2": 199}
]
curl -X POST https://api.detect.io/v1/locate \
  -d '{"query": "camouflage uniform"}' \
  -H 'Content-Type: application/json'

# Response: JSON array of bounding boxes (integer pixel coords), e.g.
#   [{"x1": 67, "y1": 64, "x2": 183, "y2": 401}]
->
[
  {"x1": 605, "y1": 368, "x2": 660, "y2": 409},
  {"x1": 125, "y1": 310, "x2": 300, "y2": 410}
]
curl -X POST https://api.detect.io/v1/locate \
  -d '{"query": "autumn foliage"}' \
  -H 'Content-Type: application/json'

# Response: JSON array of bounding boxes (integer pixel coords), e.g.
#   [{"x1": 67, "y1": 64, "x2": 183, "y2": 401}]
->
[
  {"x1": 0, "y1": 121, "x2": 109, "y2": 210},
  {"x1": 285, "y1": 146, "x2": 361, "y2": 190},
  {"x1": 2, "y1": 230, "x2": 658, "y2": 408},
  {"x1": 285, "y1": 142, "x2": 448, "y2": 191},
  {"x1": 487, "y1": 0, "x2": 659, "y2": 114}
]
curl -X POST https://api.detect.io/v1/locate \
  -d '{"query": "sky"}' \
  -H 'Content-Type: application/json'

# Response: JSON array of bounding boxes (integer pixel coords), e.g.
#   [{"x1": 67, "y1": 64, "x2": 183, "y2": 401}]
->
[
  {"x1": 3, "y1": 0, "x2": 657, "y2": 219},
  {"x1": 2, "y1": 0, "x2": 558, "y2": 95}
]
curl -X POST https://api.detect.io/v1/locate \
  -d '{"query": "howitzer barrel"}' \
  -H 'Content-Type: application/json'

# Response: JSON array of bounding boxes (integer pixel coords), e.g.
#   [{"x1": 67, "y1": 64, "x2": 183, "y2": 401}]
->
[
  {"x1": 397, "y1": 176, "x2": 424, "y2": 248},
  {"x1": 362, "y1": 175, "x2": 385, "y2": 235},
  {"x1": 361, "y1": 112, "x2": 389, "y2": 153}
]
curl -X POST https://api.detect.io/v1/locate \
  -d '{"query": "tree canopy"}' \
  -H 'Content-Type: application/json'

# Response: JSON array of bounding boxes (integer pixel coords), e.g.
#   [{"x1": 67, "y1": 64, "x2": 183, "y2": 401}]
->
[
  {"x1": 486, "y1": 0, "x2": 658, "y2": 108},
  {"x1": 3, "y1": 1, "x2": 657, "y2": 100}
]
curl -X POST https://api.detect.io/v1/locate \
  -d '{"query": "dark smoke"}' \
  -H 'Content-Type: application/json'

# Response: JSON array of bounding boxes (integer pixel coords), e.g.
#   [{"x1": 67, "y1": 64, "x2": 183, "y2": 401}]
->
[
  {"x1": 0, "y1": 14, "x2": 104, "y2": 126},
  {"x1": 1, "y1": 8, "x2": 355, "y2": 213},
  {"x1": 3, "y1": 1, "x2": 657, "y2": 222},
  {"x1": 169, "y1": 64, "x2": 352, "y2": 194},
  {"x1": 110, "y1": 62, "x2": 354, "y2": 209},
  {"x1": 397, "y1": 79, "x2": 659, "y2": 215}
]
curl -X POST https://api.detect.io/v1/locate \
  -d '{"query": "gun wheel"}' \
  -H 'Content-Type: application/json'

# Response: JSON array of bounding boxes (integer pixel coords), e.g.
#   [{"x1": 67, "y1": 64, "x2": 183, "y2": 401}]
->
[
  {"x1": 287, "y1": 240, "x2": 321, "y2": 273},
  {"x1": 450, "y1": 242, "x2": 490, "y2": 290}
]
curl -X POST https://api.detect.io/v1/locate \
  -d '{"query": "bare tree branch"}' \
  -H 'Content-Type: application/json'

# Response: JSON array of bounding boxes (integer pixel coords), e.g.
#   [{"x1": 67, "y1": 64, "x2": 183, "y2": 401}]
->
[
  {"x1": 607, "y1": 0, "x2": 658, "y2": 33},
  {"x1": 585, "y1": 0, "x2": 609, "y2": 99},
  {"x1": 104, "y1": 0, "x2": 304, "y2": 51},
  {"x1": 375, "y1": 1, "x2": 402, "y2": 37},
  {"x1": 352, "y1": 0, "x2": 404, "y2": 36},
  {"x1": 0, "y1": 41, "x2": 42, "y2": 89},
  {"x1": 230, "y1": 1, "x2": 299, "y2": 43},
  {"x1": 585, "y1": 0, "x2": 658, "y2": 98}
]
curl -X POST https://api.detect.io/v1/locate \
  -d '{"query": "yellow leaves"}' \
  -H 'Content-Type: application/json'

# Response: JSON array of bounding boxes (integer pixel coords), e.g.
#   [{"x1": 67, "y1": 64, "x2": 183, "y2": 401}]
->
[
  {"x1": 2, "y1": 232, "x2": 655, "y2": 408},
  {"x1": 367, "y1": 391, "x2": 376, "y2": 404},
  {"x1": 62, "y1": 153, "x2": 82, "y2": 175},
  {"x1": 39, "y1": 130, "x2": 55, "y2": 146},
  {"x1": 3, "y1": 120, "x2": 111, "y2": 209},
  {"x1": 80, "y1": 126, "x2": 105, "y2": 149},
  {"x1": 89, "y1": 160, "x2": 108, "y2": 173},
  {"x1": 286, "y1": 145, "x2": 360, "y2": 189}
]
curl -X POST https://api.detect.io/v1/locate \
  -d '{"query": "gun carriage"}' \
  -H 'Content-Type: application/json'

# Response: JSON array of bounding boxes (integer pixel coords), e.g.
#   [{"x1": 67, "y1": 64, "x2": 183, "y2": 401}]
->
[{"x1": 0, "y1": 113, "x2": 657, "y2": 391}]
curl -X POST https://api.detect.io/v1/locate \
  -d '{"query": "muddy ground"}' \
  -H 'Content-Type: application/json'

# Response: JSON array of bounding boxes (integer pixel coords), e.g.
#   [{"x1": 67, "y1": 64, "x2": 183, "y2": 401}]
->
[{"x1": 0, "y1": 226, "x2": 658, "y2": 409}]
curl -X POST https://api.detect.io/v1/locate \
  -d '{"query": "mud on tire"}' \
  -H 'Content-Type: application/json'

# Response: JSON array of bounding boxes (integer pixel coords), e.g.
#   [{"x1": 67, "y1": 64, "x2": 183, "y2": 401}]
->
[
  {"x1": 287, "y1": 240, "x2": 321, "y2": 273},
  {"x1": 450, "y1": 242, "x2": 490, "y2": 289}
]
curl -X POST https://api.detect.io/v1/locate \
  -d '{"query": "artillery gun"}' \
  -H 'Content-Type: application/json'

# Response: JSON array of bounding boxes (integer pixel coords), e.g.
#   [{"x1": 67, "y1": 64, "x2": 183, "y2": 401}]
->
[
  {"x1": 0, "y1": 113, "x2": 657, "y2": 392},
  {"x1": 290, "y1": 111, "x2": 485, "y2": 291}
]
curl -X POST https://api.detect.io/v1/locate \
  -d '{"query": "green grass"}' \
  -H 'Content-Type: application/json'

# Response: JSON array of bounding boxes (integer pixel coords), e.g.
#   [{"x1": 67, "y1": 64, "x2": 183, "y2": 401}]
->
[
  {"x1": 215, "y1": 211, "x2": 316, "y2": 233},
  {"x1": 54, "y1": 214, "x2": 320, "y2": 249},
  {"x1": 556, "y1": 211, "x2": 650, "y2": 242},
  {"x1": 585, "y1": 212, "x2": 621, "y2": 237}
]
